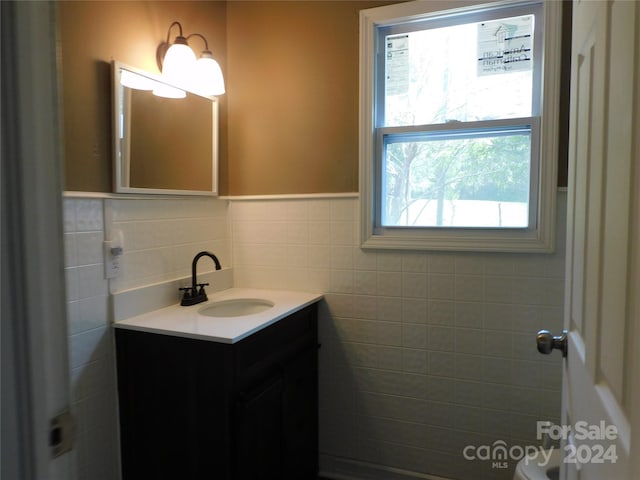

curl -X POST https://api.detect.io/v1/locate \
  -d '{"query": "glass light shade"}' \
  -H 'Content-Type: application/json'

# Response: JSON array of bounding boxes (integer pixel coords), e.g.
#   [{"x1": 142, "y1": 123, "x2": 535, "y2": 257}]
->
[
  {"x1": 161, "y1": 40, "x2": 196, "y2": 89},
  {"x1": 120, "y1": 70, "x2": 158, "y2": 91},
  {"x1": 193, "y1": 53, "x2": 225, "y2": 96}
]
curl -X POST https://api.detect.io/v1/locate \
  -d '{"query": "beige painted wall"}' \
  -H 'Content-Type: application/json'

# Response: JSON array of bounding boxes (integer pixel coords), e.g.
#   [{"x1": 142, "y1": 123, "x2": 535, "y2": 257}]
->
[
  {"x1": 225, "y1": 1, "x2": 392, "y2": 195},
  {"x1": 60, "y1": 0, "x2": 567, "y2": 195},
  {"x1": 59, "y1": 0, "x2": 390, "y2": 195},
  {"x1": 59, "y1": 0, "x2": 227, "y2": 192}
]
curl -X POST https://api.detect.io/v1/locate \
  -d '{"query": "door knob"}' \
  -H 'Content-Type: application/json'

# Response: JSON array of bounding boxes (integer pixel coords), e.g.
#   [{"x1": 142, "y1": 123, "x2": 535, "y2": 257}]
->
[{"x1": 536, "y1": 329, "x2": 568, "y2": 357}]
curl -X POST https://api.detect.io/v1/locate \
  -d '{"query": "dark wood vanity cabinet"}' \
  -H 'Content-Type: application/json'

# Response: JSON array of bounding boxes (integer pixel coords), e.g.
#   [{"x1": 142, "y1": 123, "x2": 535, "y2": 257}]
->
[{"x1": 115, "y1": 303, "x2": 318, "y2": 480}]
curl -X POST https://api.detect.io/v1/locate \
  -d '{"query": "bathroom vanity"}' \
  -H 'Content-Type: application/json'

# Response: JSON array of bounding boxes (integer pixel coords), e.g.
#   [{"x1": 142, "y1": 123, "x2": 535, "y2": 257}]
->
[{"x1": 114, "y1": 289, "x2": 322, "y2": 480}]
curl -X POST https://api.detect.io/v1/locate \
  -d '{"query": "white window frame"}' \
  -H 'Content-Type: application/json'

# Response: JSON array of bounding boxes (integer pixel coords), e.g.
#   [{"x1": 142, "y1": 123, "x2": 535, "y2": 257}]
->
[{"x1": 359, "y1": 0, "x2": 562, "y2": 252}]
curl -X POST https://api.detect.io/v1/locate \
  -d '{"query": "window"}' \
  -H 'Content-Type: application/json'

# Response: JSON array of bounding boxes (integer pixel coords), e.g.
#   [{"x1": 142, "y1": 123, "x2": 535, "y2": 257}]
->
[{"x1": 360, "y1": 0, "x2": 562, "y2": 252}]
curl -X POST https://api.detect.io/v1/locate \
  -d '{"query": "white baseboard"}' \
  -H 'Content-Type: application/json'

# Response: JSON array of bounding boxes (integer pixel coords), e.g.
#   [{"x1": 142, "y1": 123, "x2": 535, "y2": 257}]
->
[{"x1": 319, "y1": 455, "x2": 454, "y2": 480}]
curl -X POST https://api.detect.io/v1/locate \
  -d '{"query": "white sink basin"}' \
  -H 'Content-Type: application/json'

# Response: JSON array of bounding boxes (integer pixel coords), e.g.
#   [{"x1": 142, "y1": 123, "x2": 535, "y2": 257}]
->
[{"x1": 198, "y1": 298, "x2": 275, "y2": 318}]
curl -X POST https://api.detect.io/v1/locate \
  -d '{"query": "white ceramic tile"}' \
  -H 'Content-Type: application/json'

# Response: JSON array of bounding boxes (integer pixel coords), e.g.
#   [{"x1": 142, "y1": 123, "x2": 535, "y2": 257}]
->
[
  {"x1": 455, "y1": 254, "x2": 485, "y2": 274},
  {"x1": 402, "y1": 323, "x2": 427, "y2": 349},
  {"x1": 330, "y1": 269, "x2": 353, "y2": 294},
  {"x1": 483, "y1": 409, "x2": 512, "y2": 438},
  {"x1": 377, "y1": 271, "x2": 402, "y2": 297},
  {"x1": 323, "y1": 293, "x2": 354, "y2": 318},
  {"x1": 64, "y1": 233, "x2": 77, "y2": 268},
  {"x1": 484, "y1": 303, "x2": 514, "y2": 330},
  {"x1": 482, "y1": 383, "x2": 514, "y2": 412},
  {"x1": 428, "y1": 326, "x2": 455, "y2": 352},
  {"x1": 453, "y1": 405, "x2": 484, "y2": 432},
  {"x1": 286, "y1": 221, "x2": 309, "y2": 244},
  {"x1": 511, "y1": 360, "x2": 541, "y2": 388},
  {"x1": 428, "y1": 253, "x2": 455, "y2": 273},
  {"x1": 376, "y1": 322, "x2": 403, "y2": 346},
  {"x1": 75, "y1": 199, "x2": 103, "y2": 232},
  {"x1": 308, "y1": 221, "x2": 332, "y2": 244},
  {"x1": 65, "y1": 267, "x2": 79, "y2": 302},
  {"x1": 331, "y1": 199, "x2": 356, "y2": 221},
  {"x1": 484, "y1": 276, "x2": 513, "y2": 303},
  {"x1": 75, "y1": 232, "x2": 103, "y2": 266},
  {"x1": 376, "y1": 296, "x2": 403, "y2": 322},
  {"x1": 428, "y1": 300, "x2": 454, "y2": 326},
  {"x1": 352, "y1": 295, "x2": 378, "y2": 320},
  {"x1": 376, "y1": 346, "x2": 404, "y2": 371},
  {"x1": 377, "y1": 252, "x2": 403, "y2": 271},
  {"x1": 455, "y1": 275, "x2": 484, "y2": 302},
  {"x1": 354, "y1": 270, "x2": 377, "y2": 295},
  {"x1": 454, "y1": 380, "x2": 485, "y2": 406},
  {"x1": 428, "y1": 351, "x2": 456, "y2": 377},
  {"x1": 509, "y1": 386, "x2": 543, "y2": 416},
  {"x1": 285, "y1": 244, "x2": 308, "y2": 268},
  {"x1": 455, "y1": 302, "x2": 484, "y2": 328},
  {"x1": 63, "y1": 198, "x2": 77, "y2": 233},
  {"x1": 306, "y1": 268, "x2": 332, "y2": 292},
  {"x1": 69, "y1": 295, "x2": 108, "y2": 335},
  {"x1": 334, "y1": 318, "x2": 376, "y2": 344},
  {"x1": 69, "y1": 326, "x2": 109, "y2": 369},
  {"x1": 401, "y1": 298, "x2": 427, "y2": 323},
  {"x1": 307, "y1": 200, "x2": 333, "y2": 221},
  {"x1": 455, "y1": 328, "x2": 484, "y2": 355},
  {"x1": 331, "y1": 245, "x2": 353, "y2": 269},
  {"x1": 423, "y1": 401, "x2": 458, "y2": 427},
  {"x1": 424, "y1": 376, "x2": 457, "y2": 402},
  {"x1": 353, "y1": 247, "x2": 377, "y2": 271},
  {"x1": 401, "y1": 253, "x2": 428, "y2": 272},
  {"x1": 330, "y1": 221, "x2": 354, "y2": 245},
  {"x1": 512, "y1": 332, "x2": 539, "y2": 361},
  {"x1": 483, "y1": 254, "x2": 516, "y2": 275},
  {"x1": 402, "y1": 348, "x2": 427, "y2": 374},
  {"x1": 455, "y1": 353, "x2": 484, "y2": 380},
  {"x1": 482, "y1": 356, "x2": 512, "y2": 385},
  {"x1": 428, "y1": 274, "x2": 454, "y2": 300},
  {"x1": 401, "y1": 272, "x2": 427, "y2": 299},
  {"x1": 344, "y1": 342, "x2": 378, "y2": 367},
  {"x1": 484, "y1": 329, "x2": 513, "y2": 358},
  {"x1": 76, "y1": 265, "x2": 107, "y2": 299}
]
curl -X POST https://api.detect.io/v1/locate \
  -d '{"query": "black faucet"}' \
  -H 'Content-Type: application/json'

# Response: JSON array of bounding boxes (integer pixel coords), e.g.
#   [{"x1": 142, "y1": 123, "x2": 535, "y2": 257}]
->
[{"x1": 179, "y1": 251, "x2": 222, "y2": 306}]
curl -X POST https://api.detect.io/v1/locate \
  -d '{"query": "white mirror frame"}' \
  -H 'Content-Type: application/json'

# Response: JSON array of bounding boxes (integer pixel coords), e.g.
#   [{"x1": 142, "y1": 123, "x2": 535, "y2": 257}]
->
[{"x1": 112, "y1": 61, "x2": 219, "y2": 196}]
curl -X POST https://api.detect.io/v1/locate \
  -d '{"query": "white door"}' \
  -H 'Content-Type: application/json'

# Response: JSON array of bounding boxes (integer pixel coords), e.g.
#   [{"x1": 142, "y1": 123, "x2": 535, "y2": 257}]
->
[
  {"x1": 1, "y1": 2, "x2": 73, "y2": 479},
  {"x1": 560, "y1": 0, "x2": 640, "y2": 479}
]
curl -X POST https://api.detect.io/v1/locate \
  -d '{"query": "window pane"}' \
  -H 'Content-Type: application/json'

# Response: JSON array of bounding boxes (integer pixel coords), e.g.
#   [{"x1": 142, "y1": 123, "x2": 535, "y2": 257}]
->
[
  {"x1": 382, "y1": 131, "x2": 531, "y2": 227},
  {"x1": 384, "y1": 15, "x2": 534, "y2": 127}
]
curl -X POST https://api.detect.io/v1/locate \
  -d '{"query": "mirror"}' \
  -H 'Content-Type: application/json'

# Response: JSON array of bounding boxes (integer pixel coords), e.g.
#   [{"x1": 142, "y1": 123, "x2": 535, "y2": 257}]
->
[{"x1": 112, "y1": 61, "x2": 218, "y2": 195}]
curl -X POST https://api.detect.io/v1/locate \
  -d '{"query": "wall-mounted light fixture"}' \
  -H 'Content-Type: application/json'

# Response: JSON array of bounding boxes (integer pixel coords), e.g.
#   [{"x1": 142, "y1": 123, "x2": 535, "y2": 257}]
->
[{"x1": 155, "y1": 21, "x2": 225, "y2": 98}]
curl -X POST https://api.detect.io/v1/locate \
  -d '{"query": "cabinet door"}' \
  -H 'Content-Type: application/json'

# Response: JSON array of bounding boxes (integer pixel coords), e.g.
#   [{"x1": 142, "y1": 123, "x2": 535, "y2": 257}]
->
[
  {"x1": 234, "y1": 374, "x2": 284, "y2": 480},
  {"x1": 115, "y1": 330, "x2": 233, "y2": 480},
  {"x1": 282, "y1": 345, "x2": 318, "y2": 479}
]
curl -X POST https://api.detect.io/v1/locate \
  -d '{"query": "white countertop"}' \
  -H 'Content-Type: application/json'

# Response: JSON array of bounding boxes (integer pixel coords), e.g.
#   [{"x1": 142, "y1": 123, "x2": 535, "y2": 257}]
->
[{"x1": 113, "y1": 288, "x2": 323, "y2": 344}]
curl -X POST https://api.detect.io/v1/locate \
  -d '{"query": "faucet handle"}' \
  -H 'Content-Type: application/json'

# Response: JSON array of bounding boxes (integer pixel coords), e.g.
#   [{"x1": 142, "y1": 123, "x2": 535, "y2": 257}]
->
[
  {"x1": 179, "y1": 286, "x2": 193, "y2": 300},
  {"x1": 196, "y1": 283, "x2": 209, "y2": 295}
]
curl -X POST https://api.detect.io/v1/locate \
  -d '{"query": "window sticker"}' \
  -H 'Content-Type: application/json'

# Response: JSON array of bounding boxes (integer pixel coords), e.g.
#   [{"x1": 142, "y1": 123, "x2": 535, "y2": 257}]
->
[
  {"x1": 477, "y1": 16, "x2": 533, "y2": 76},
  {"x1": 385, "y1": 34, "x2": 410, "y2": 95}
]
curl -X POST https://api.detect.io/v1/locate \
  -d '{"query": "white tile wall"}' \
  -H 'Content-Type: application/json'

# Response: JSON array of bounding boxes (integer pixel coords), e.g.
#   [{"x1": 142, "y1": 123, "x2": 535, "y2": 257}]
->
[
  {"x1": 108, "y1": 197, "x2": 230, "y2": 292},
  {"x1": 230, "y1": 193, "x2": 567, "y2": 480},
  {"x1": 63, "y1": 192, "x2": 565, "y2": 480},
  {"x1": 63, "y1": 195, "x2": 230, "y2": 480},
  {"x1": 63, "y1": 198, "x2": 118, "y2": 480}
]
